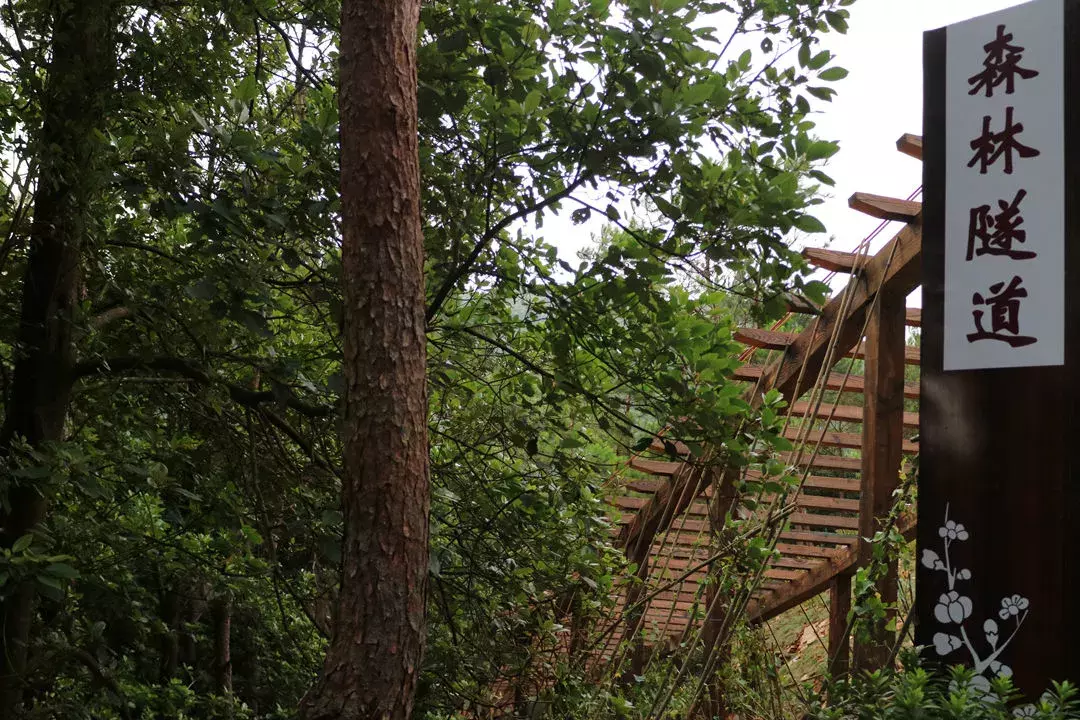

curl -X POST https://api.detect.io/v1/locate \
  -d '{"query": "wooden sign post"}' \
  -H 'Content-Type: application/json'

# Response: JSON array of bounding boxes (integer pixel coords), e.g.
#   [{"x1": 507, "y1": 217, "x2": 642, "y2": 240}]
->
[{"x1": 920, "y1": 0, "x2": 1080, "y2": 697}]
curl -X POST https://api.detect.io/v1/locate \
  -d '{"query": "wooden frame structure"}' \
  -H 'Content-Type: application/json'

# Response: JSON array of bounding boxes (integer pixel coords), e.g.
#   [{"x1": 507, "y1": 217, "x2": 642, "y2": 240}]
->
[{"x1": 605, "y1": 134, "x2": 924, "y2": 674}]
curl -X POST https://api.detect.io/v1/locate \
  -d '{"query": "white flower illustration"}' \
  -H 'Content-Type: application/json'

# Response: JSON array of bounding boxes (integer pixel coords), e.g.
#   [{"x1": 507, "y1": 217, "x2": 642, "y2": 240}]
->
[
  {"x1": 933, "y1": 632, "x2": 962, "y2": 656},
  {"x1": 939, "y1": 519, "x2": 969, "y2": 541},
  {"x1": 927, "y1": 505, "x2": 1030, "y2": 691},
  {"x1": 999, "y1": 594, "x2": 1029, "y2": 620},
  {"x1": 983, "y1": 619, "x2": 999, "y2": 648},
  {"x1": 935, "y1": 590, "x2": 973, "y2": 625},
  {"x1": 1012, "y1": 705, "x2": 1037, "y2": 717}
]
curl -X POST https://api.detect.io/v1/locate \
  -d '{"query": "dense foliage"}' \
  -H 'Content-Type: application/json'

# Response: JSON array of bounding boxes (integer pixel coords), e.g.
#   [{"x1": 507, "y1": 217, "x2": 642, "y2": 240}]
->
[{"x1": 0, "y1": 0, "x2": 855, "y2": 716}]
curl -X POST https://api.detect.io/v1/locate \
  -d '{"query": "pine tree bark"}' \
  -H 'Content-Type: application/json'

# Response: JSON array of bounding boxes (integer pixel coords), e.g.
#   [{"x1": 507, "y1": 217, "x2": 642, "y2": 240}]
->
[
  {"x1": 0, "y1": 1, "x2": 115, "y2": 713},
  {"x1": 298, "y1": 0, "x2": 429, "y2": 718}
]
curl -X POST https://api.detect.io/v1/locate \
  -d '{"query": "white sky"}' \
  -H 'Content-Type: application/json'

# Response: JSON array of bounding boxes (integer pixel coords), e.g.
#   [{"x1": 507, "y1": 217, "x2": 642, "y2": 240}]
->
[
  {"x1": 546, "y1": 0, "x2": 1036, "y2": 306},
  {"x1": 811, "y1": 0, "x2": 1031, "y2": 261}
]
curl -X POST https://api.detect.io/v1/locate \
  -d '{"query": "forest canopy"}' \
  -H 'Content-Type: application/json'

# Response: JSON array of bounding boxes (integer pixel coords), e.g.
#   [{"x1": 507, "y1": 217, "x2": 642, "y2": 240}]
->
[{"x1": 0, "y1": 0, "x2": 852, "y2": 717}]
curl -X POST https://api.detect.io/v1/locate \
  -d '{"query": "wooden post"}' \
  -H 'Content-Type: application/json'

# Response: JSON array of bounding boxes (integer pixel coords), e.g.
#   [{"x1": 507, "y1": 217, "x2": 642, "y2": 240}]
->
[
  {"x1": 828, "y1": 572, "x2": 852, "y2": 678},
  {"x1": 853, "y1": 288, "x2": 905, "y2": 671}
]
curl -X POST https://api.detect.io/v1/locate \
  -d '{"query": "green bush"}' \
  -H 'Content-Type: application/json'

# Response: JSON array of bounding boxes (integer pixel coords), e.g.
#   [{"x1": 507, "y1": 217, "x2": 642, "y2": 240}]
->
[{"x1": 807, "y1": 651, "x2": 1080, "y2": 720}]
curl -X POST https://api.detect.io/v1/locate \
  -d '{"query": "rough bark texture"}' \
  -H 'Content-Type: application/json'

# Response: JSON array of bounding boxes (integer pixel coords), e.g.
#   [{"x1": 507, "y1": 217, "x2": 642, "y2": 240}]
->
[
  {"x1": 298, "y1": 0, "x2": 429, "y2": 718},
  {"x1": 0, "y1": 1, "x2": 115, "y2": 713}
]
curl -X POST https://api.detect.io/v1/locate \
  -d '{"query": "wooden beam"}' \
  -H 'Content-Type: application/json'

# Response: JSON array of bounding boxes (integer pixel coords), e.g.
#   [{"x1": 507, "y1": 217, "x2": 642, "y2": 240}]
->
[
  {"x1": 781, "y1": 452, "x2": 861, "y2": 473},
  {"x1": 896, "y1": 133, "x2": 923, "y2": 160},
  {"x1": 802, "y1": 247, "x2": 863, "y2": 273},
  {"x1": 788, "y1": 401, "x2": 919, "y2": 429},
  {"x1": 775, "y1": 542, "x2": 845, "y2": 558},
  {"x1": 829, "y1": 572, "x2": 852, "y2": 677},
  {"x1": 749, "y1": 512, "x2": 917, "y2": 624},
  {"x1": 789, "y1": 512, "x2": 860, "y2": 531},
  {"x1": 778, "y1": 530, "x2": 858, "y2": 547},
  {"x1": 737, "y1": 327, "x2": 920, "y2": 365},
  {"x1": 848, "y1": 192, "x2": 921, "y2": 223},
  {"x1": 853, "y1": 288, "x2": 905, "y2": 671},
  {"x1": 628, "y1": 457, "x2": 681, "y2": 475},
  {"x1": 745, "y1": 470, "x2": 861, "y2": 493},
  {"x1": 784, "y1": 292, "x2": 823, "y2": 315},
  {"x1": 760, "y1": 219, "x2": 922, "y2": 405},
  {"x1": 782, "y1": 426, "x2": 918, "y2": 454},
  {"x1": 735, "y1": 365, "x2": 920, "y2": 399},
  {"x1": 906, "y1": 308, "x2": 922, "y2": 327}
]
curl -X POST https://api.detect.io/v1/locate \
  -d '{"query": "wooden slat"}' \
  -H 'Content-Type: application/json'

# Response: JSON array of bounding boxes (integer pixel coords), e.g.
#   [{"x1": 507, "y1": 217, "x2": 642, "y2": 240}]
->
[
  {"x1": 785, "y1": 293, "x2": 823, "y2": 315},
  {"x1": 782, "y1": 426, "x2": 919, "y2": 454},
  {"x1": 789, "y1": 512, "x2": 860, "y2": 531},
  {"x1": 771, "y1": 556, "x2": 821, "y2": 570},
  {"x1": 906, "y1": 308, "x2": 922, "y2": 327},
  {"x1": 775, "y1": 542, "x2": 845, "y2": 558},
  {"x1": 628, "y1": 457, "x2": 682, "y2": 475},
  {"x1": 788, "y1": 401, "x2": 919, "y2": 429},
  {"x1": 896, "y1": 133, "x2": 923, "y2": 160},
  {"x1": 737, "y1": 327, "x2": 920, "y2": 366},
  {"x1": 746, "y1": 469, "x2": 861, "y2": 493},
  {"x1": 848, "y1": 192, "x2": 922, "y2": 223},
  {"x1": 765, "y1": 568, "x2": 806, "y2": 581},
  {"x1": 781, "y1": 452, "x2": 861, "y2": 473},
  {"x1": 779, "y1": 530, "x2": 858, "y2": 546},
  {"x1": 803, "y1": 247, "x2": 862, "y2": 273},
  {"x1": 735, "y1": 365, "x2": 920, "y2": 399},
  {"x1": 758, "y1": 220, "x2": 922, "y2": 406}
]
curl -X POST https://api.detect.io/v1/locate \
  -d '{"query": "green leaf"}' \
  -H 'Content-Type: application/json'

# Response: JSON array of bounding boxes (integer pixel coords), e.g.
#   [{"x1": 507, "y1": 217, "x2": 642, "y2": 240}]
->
[
  {"x1": 794, "y1": 215, "x2": 827, "y2": 233},
  {"x1": 12, "y1": 534, "x2": 32, "y2": 554},
  {"x1": 819, "y1": 67, "x2": 849, "y2": 82},
  {"x1": 653, "y1": 196, "x2": 682, "y2": 220},
  {"x1": 522, "y1": 89, "x2": 542, "y2": 114},
  {"x1": 45, "y1": 563, "x2": 80, "y2": 580}
]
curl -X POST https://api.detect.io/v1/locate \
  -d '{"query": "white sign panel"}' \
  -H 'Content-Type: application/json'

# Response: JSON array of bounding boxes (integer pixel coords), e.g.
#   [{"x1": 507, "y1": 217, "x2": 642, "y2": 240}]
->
[{"x1": 944, "y1": 0, "x2": 1064, "y2": 370}]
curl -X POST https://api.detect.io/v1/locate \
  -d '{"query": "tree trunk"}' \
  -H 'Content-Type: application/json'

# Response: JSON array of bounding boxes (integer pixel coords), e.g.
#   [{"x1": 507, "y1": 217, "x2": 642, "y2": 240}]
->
[
  {"x1": 212, "y1": 594, "x2": 233, "y2": 697},
  {"x1": 298, "y1": 0, "x2": 429, "y2": 718},
  {"x1": 0, "y1": 1, "x2": 115, "y2": 713}
]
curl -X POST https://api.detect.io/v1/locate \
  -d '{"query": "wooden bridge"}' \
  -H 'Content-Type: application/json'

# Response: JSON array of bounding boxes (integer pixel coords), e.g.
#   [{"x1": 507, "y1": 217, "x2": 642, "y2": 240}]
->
[{"x1": 606, "y1": 133, "x2": 925, "y2": 678}]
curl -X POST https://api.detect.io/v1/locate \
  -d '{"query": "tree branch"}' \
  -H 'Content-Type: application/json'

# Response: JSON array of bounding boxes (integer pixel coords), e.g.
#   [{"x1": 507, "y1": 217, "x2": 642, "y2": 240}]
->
[
  {"x1": 425, "y1": 178, "x2": 587, "y2": 323},
  {"x1": 69, "y1": 356, "x2": 333, "y2": 418}
]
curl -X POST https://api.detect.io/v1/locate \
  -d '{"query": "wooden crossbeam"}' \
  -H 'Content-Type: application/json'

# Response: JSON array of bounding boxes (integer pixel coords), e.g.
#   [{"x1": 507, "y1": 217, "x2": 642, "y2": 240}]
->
[
  {"x1": 736, "y1": 327, "x2": 921, "y2": 366},
  {"x1": 788, "y1": 401, "x2": 919, "y2": 429},
  {"x1": 782, "y1": 426, "x2": 919, "y2": 454},
  {"x1": 735, "y1": 365, "x2": 921, "y2": 399},
  {"x1": 771, "y1": 556, "x2": 822, "y2": 570},
  {"x1": 906, "y1": 308, "x2": 922, "y2": 327},
  {"x1": 896, "y1": 133, "x2": 923, "y2": 160},
  {"x1": 745, "y1": 470, "x2": 861, "y2": 493},
  {"x1": 780, "y1": 452, "x2": 861, "y2": 472},
  {"x1": 802, "y1": 247, "x2": 862, "y2": 273},
  {"x1": 848, "y1": 192, "x2": 922, "y2": 223},
  {"x1": 789, "y1": 512, "x2": 860, "y2": 531},
  {"x1": 759, "y1": 219, "x2": 922, "y2": 405},
  {"x1": 779, "y1": 530, "x2": 858, "y2": 546},
  {"x1": 775, "y1": 542, "x2": 845, "y2": 558},
  {"x1": 748, "y1": 515, "x2": 916, "y2": 622},
  {"x1": 628, "y1": 457, "x2": 682, "y2": 475}
]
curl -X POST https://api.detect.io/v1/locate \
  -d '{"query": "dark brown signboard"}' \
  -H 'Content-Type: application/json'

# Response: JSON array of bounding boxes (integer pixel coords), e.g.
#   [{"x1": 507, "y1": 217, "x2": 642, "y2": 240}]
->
[{"x1": 919, "y1": 0, "x2": 1080, "y2": 699}]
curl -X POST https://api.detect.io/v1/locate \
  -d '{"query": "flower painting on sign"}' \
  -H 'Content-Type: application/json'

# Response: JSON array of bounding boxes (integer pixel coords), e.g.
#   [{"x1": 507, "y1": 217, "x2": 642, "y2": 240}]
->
[{"x1": 944, "y1": 0, "x2": 1064, "y2": 370}]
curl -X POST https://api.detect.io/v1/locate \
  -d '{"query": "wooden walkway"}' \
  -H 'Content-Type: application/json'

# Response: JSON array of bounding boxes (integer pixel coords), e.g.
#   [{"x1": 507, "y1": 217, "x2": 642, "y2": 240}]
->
[{"x1": 606, "y1": 133, "x2": 924, "y2": 673}]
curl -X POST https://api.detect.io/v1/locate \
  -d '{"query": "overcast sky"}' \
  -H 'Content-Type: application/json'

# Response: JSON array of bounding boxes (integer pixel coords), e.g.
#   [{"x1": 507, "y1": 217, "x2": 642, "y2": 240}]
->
[{"x1": 811, "y1": 0, "x2": 1033, "y2": 259}]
